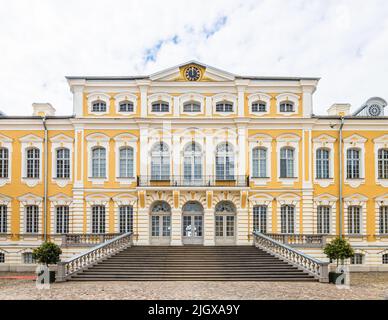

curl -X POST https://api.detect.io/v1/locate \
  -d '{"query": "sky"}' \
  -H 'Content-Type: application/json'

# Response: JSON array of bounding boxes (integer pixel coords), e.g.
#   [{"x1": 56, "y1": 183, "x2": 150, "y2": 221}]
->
[{"x1": 0, "y1": 0, "x2": 387, "y2": 116}]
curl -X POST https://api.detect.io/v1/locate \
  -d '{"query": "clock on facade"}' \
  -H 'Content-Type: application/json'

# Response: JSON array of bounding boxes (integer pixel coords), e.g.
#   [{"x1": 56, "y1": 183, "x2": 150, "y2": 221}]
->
[{"x1": 184, "y1": 66, "x2": 201, "y2": 81}]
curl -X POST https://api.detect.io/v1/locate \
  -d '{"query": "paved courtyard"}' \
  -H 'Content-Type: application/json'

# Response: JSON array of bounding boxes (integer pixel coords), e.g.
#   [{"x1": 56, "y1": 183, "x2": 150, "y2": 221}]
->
[{"x1": 0, "y1": 273, "x2": 387, "y2": 300}]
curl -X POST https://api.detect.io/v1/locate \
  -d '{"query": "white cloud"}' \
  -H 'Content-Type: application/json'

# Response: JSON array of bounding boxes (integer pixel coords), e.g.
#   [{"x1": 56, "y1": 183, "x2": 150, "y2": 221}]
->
[{"x1": 0, "y1": 0, "x2": 387, "y2": 115}]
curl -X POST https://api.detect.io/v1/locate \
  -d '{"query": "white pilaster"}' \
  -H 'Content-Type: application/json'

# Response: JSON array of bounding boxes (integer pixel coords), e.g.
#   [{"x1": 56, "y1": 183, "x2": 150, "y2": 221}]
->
[
  {"x1": 72, "y1": 84, "x2": 84, "y2": 117},
  {"x1": 204, "y1": 208, "x2": 215, "y2": 246},
  {"x1": 173, "y1": 96, "x2": 180, "y2": 117},
  {"x1": 205, "y1": 96, "x2": 212, "y2": 116},
  {"x1": 205, "y1": 134, "x2": 214, "y2": 176},
  {"x1": 172, "y1": 134, "x2": 180, "y2": 176},
  {"x1": 236, "y1": 208, "x2": 250, "y2": 245},
  {"x1": 237, "y1": 126, "x2": 247, "y2": 176},
  {"x1": 139, "y1": 85, "x2": 149, "y2": 118},
  {"x1": 139, "y1": 125, "x2": 149, "y2": 176},
  {"x1": 171, "y1": 208, "x2": 183, "y2": 245},
  {"x1": 237, "y1": 86, "x2": 245, "y2": 117},
  {"x1": 300, "y1": 80, "x2": 317, "y2": 118},
  {"x1": 135, "y1": 208, "x2": 150, "y2": 245}
]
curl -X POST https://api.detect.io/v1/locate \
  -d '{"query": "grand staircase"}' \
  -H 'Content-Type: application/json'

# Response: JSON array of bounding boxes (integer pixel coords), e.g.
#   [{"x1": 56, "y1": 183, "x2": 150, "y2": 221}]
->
[{"x1": 69, "y1": 245, "x2": 316, "y2": 281}]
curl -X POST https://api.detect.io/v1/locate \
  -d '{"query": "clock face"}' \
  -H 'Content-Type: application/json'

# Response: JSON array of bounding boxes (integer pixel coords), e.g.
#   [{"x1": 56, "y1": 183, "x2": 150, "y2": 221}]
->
[{"x1": 185, "y1": 66, "x2": 201, "y2": 81}]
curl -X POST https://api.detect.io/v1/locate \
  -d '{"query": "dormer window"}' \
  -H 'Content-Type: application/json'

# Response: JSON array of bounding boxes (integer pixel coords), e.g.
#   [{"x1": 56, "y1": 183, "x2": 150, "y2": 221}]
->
[
  {"x1": 280, "y1": 101, "x2": 295, "y2": 113},
  {"x1": 119, "y1": 101, "x2": 134, "y2": 113},
  {"x1": 183, "y1": 101, "x2": 201, "y2": 113},
  {"x1": 92, "y1": 101, "x2": 107, "y2": 112},
  {"x1": 252, "y1": 101, "x2": 267, "y2": 113},
  {"x1": 216, "y1": 101, "x2": 233, "y2": 113},
  {"x1": 152, "y1": 101, "x2": 169, "y2": 113}
]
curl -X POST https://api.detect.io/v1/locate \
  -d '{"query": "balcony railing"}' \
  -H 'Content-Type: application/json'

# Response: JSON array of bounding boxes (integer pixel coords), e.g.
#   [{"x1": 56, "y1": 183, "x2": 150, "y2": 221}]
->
[
  {"x1": 137, "y1": 175, "x2": 249, "y2": 187},
  {"x1": 265, "y1": 233, "x2": 327, "y2": 248},
  {"x1": 61, "y1": 233, "x2": 121, "y2": 247}
]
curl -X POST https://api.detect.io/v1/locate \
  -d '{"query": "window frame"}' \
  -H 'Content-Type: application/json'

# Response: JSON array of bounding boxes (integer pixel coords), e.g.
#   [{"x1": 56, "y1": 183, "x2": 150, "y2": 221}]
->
[
  {"x1": 317, "y1": 205, "x2": 331, "y2": 234},
  {"x1": 253, "y1": 205, "x2": 267, "y2": 234},
  {"x1": 91, "y1": 146, "x2": 107, "y2": 179},
  {"x1": 0, "y1": 205, "x2": 7, "y2": 234},
  {"x1": 251, "y1": 147, "x2": 268, "y2": 178},
  {"x1": 280, "y1": 147, "x2": 295, "y2": 178},
  {"x1": 215, "y1": 142, "x2": 235, "y2": 181},
  {"x1": 280, "y1": 205, "x2": 295, "y2": 234},
  {"x1": 25, "y1": 205, "x2": 39, "y2": 234},
  {"x1": 378, "y1": 149, "x2": 388, "y2": 180},
  {"x1": 55, "y1": 147, "x2": 71, "y2": 179},
  {"x1": 91, "y1": 205, "x2": 106, "y2": 234},
  {"x1": 346, "y1": 148, "x2": 361, "y2": 179},
  {"x1": 25, "y1": 147, "x2": 40, "y2": 179},
  {"x1": 347, "y1": 205, "x2": 362, "y2": 235},
  {"x1": 0, "y1": 147, "x2": 9, "y2": 179},
  {"x1": 150, "y1": 142, "x2": 171, "y2": 181}
]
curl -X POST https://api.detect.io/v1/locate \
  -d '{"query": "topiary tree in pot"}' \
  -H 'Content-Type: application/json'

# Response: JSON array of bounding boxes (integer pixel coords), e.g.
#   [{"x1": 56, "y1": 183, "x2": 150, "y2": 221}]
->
[
  {"x1": 33, "y1": 242, "x2": 62, "y2": 283},
  {"x1": 323, "y1": 237, "x2": 354, "y2": 284}
]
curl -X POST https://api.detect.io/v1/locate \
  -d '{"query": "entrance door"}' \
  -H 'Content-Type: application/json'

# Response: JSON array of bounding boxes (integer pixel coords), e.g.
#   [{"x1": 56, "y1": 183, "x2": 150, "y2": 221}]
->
[
  {"x1": 150, "y1": 201, "x2": 171, "y2": 245},
  {"x1": 182, "y1": 202, "x2": 204, "y2": 245},
  {"x1": 215, "y1": 201, "x2": 236, "y2": 245}
]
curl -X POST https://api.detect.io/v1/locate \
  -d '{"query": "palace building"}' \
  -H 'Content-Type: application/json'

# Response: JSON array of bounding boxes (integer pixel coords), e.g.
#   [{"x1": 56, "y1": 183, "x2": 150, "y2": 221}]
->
[{"x1": 0, "y1": 61, "x2": 387, "y2": 273}]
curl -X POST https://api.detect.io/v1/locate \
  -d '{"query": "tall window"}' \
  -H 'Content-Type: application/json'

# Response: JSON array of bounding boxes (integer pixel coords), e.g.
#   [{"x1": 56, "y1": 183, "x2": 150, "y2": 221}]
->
[
  {"x1": 119, "y1": 147, "x2": 134, "y2": 178},
  {"x1": 119, "y1": 205, "x2": 133, "y2": 233},
  {"x1": 316, "y1": 148, "x2": 330, "y2": 179},
  {"x1": 347, "y1": 148, "x2": 361, "y2": 179},
  {"x1": 183, "y1": 101, "x2": 201, "y2": 113},
  {"x1": 0, "y1": 252, "x2": 4, "y2": 263},
  {"x1": 183, "y1": 142, "x2": 202, "y2": 181},
  {"x1": 23, "y1": 252, "x2": 35, "y2": 264},
  {"x1": 56, "y1": 148, "x2": 70, "y2": 179},
  {"x1": 0, "y1": 205, "x2": 7, "y2": 233},
  {"x1": 56, "y1": 206, "x2": 69, "y2": 234},
  {"x1": 383, "y1": 254, "x2": 388, "y2": 264},
  {"x1": 351, "y1": 254, "x2": 364, "y2": 265},
  {"x1": 348, "y1": 206, "x2": 361, "y2": 234},
  {"x1": 252, "y1": 101, "x2": 266, "y2": 112},
  {"x1": 152, "y1": 101, "x2": 169, "y2": 113},
  {"x1": 216, "y1": 101, "x2": 233, "y2": 113},
  {"x1": 317, "y1": 206, "x2": 330, "y2": 234},
  {"x1": 151, "y1": 202, "x2": 171, "y2": 237},
  {"x1": 280, "y1": 147, "x2": 294, "y2": 178},
  {"x1": 252, "y1": 147, "x2": 267, "y2": 178},
  {"x1": 151, "y1": 142, "x2": 170, "y2": 180},
  {"x1": 378, "y1": 149, "x2": 388, "y2": 179},
  {"x1": 0, "y1": 148, "x2": 9, "y2": 178},
  {"x1": 26, "y1": 148, "x2": 40, "y2": 178},
  {"x1": 119, "y1": 101, "x2": 134, "y2": 112},
  {"x1": 92, "y1": 101, "x2": 106, "y2": 112},
  {"x1": 281, "y1": 205, "x2": 295, "y2": 234},
  {"x1": 92, "y1": 147, "x2": 106, "y2": 178},
  {"x1": 92, "y1": 205, "x2": 105, "y2": 233},
  {"x1": 379, "y1": 206, "x2": 388, "y2": 234},
  {"x1": 280, "y1": 101, "x2": 294, "y2": 112},
  {"x1": 216, "y1": 142, "x2": 234, "y2": 180},
  {"x1": 25, "y1": 205, "x2": 39, "y2": 233},
  {"x1": 253, "y1": 205, "x2": 267, "y2": 233}
]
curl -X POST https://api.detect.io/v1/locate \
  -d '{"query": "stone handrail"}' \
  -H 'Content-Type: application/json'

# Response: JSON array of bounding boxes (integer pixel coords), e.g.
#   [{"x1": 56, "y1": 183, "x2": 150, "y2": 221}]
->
[
  {"x1": 253, "y1": 232, "x2": 329, "y2": 283},
  {"x1": 265, "y1": 233, "x2": 327, "y2": 247},
  {"x1": 61, "y1": 233, "x2": 121, "y2": 247},
  {"x1": 56, "y1": 232, "x2": 133, "y2": 282}
]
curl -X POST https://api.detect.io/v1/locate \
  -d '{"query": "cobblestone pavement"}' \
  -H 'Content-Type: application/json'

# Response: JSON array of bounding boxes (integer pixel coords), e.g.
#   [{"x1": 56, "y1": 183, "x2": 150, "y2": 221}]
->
[{"x1": 0, "y1": 273, "x2": 387, "y2": 300}]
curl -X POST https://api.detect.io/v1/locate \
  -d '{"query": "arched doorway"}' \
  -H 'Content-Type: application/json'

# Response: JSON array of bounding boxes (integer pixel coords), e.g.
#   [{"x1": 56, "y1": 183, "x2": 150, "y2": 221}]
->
[
  {"x1": 150, "y1": 201, "x2": 171, "y2": 245},
  {"x1": 182, "y1": 201, "x2": 204, "y2": 245},
  {"x1": 215, "y1": 201, "x2": 236, "y2": 245}
]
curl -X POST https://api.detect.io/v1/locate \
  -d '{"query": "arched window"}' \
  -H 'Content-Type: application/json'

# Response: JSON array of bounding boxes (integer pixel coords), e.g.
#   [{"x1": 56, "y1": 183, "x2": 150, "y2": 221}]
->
[
  {"x1": 92, "y1": 100, "x2": 107, "y2": 112},
  {"x1": 92, "y1": 147, "x2": 106, "y2": 178},
  {"x1": 0, "y1": 147, "x2": 9, "y2": 178},
  {"x1": 0, "y1": 205, "x2": 6, "y2": 233},
  {"x1": 119, "y1": 205, "x2": 133, "y2": 233},
  {"x1": 119, "y1": 147, "x2": 134, "y2": 178},
  {"x1": 183, "y1": 101, "x2": 201, "y2": 113},
  {"x1": 252, "y1": 101, "x2": 267, "y2": 113},
  {"x1": 281, "y1": 205, "x2": 295, "y2": 234},
  {"x1": 378, "y1": 149, "x2": 388, "y2": 179},
  {"x1": 119, "y1": 101, "x2": 134, "y2": 112},
  {"x1": 183, "y1": 142, "x2": 202, "y2": 182},
  {"x1": 316, "y1": 148, "x2": 330, "y2": 179},
  {"x1": 215, "y1": 201, "x2": 236, "y2": 243},
  {"x1": 56, "y1": 148, "x2": 70, "y2": 179},
  {"x1": 383, "y1": 254, "x2": 388, "y2": 264},
  {"x1": 216, "y1": 101, "x2": 233, "y2": 113},
  {"x1": 92, "y1": 205, "x2": 105, "y2": 233},
  {"x1": 151, "y1": 101, "x2": 169, "y2": 113},
  {"x1": 151, "y1": 142, "x2": 170, "y2": 181},
  {"x1": 280, "y1": 101, "x2": 295, "y2": 112},
  {"x1": 216, "y1": 142, "x2": 234, "y2": 180},
  {"x1": 347, "y1": 148, "x2": 360, "y2": 179},
  {"x1": 348, "y1": 206, "x2": 361, "y2": 234},
  {"x1": 150, "y1": 201, "x2": 171, "y2": 243},
  {"x1": 317, "y1": 205, "x2": 330, "y2": 234},
  {"x1": 56, "y1": 205, "x2": 69, "y2": 234},
  {"x1": 0, "y1": 252, "x2": 4, "y2": 263},
  {"x1": 253, "y1": 205, "x2": 267, "y2": 233},
  {"x1": 351, "y1": 253, "x2": 364, "y2": 265},
  {"x1": 379, "y1": 206, "x2": 388, "y2": 234},
  {"x1": 26, "y1": 147, "x2": 40, "y2": 178},
  {"x1": 252, "y1": 147, "x2": 267, "y2": 178},
  {"x1": 280, "y1": 147, "x2": 294, "y2": 178}
]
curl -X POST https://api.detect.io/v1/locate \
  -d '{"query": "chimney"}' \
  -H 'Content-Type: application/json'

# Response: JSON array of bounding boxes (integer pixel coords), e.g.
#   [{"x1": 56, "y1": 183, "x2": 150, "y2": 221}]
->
[
  {"x1": 32, "y1": 103, "x2": 56, "y2": 117},
  {"x1": 327, "y1": 103, "x2": 351, "y2": 116}
]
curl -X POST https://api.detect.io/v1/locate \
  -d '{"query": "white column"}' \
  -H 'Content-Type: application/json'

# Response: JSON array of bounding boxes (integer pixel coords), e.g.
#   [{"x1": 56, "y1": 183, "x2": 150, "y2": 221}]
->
[
  {"x1": 172, "y1": 135, "x2": 180, "y2": 177},
  {"x1": 205, "y1": 134, "x2": 214, "y2": 177},
  {"x1": 205, "y1": 96, "x2": 212, "y2": 116},
  {"x1": 204, "y1": 208, "x2": 215, "y2": 246},
  {"x1": 171, "y1": 208, "x2": 182, "y2": 245},
  {"x1": 72, "y1": 84, "x2": 84, "y2": 117},
  {"x1": 139, "y1": 125, "x2": 149, "y2": 176},
  {"x1": 237, "y1": 86, "x2": 245, "y2": 117},
  {"x1": 173, "y1": 96, "x2": 180, "y2": 117},
  {"x1": 139, "y1": 85, "x2": 148, "y2": 117},
  {"x1": 237, "y1": 125, "x2": 247, "y2": 176}
]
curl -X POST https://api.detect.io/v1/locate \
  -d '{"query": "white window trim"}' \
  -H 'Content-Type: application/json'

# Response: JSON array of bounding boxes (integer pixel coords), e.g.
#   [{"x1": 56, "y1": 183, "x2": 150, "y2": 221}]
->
[
  {"x1": 374, "y1": 134, "x2": 388, "y2": 187},
  {"x1": 50, "y1": 134, "x2": 74, "y2": 188},
  {"x1": 0, "y1": 194, "x2": 11, "y2": 234},
  {"x1": 112, "y1": 193, "x2": 137, "y2": 233},
  {"x1": 49, "y1": 193, "x2": 73, "y2": 234},
  {"x1": 85, "y1": 194, "x2": 110, "y2": 233},
  {"x1": 17, "y1": 193, "x2": 43, "y2": 234},
  {"x1": 114, "y1": 92, "x2": 138, "y2": 115},
  {"x1": 0, "y1": 134, "x2": 13, "y2": 187},
  {"x1": 249, "y1": 194, "x2": 274, "y2": 233},
  {"x1": 212, "y1": 93, "x2": 237, "y2": 116},
  {"x1": 148, "y1": 93, "x2": 173, "y2": 116},
  {"x1": 180, "y1": 138, "x2": 205, "y2": 177},
  {"x1": 276, "y1": 134, "x2": 300, "y2": 185},
  {"x1": 248, "y1": 93, "x2": 271, "y2": 116},
  {"x1": 313, "y1": 193, "x2": 338, "y2": 235},
  {"x1": 19, "y1": 134, "x2": 43, "y2": 187},
  {"x1": 277, "y1": 193, "x2": 301, "y2": 234},
  {"x1": 179, "y1": 93, "x2": 205, "y2": 116},
  {"x1": 86, "y1": 133, "x2": 110, "y2": 185},
  {"x1": 344, "y1": 194, "x2": 368, "y2": 236},
  {"x1": 147, "y1": 134, "x2": 173, "y2": 179},
  {"x1": 214, "y1": 140, "x2": 237, "y2": 179},
  {"x1": 87, "y1": 92, "x2": 111, "y2": 115},
  {"x1": 313, "y1": 134, "x2": 336, "y2": 188},
  {"x1": 114, "y1": 133, "x2": 138, "y2": 184},
  {"x1": 248, "y1": 134, "x2": 272, "y2": 185},
  {"x1": 344, "y1": 134, "x2": 367, "y2": 188},
  {"x1": 276, "y1": 93, "x2": 300, "y2": 115},
  {"x1": 375, "y1": 193, "x2": 388, "y2": 236}
]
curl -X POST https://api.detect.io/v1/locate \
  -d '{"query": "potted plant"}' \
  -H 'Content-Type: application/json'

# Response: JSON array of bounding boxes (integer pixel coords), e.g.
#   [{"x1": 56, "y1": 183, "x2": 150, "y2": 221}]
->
[
  {"x1": 33, "y1": 242, "x2": 62, "y2": 283},
  {"x1": 323, "y1": 237, "x2": 354, "y2": 284}
]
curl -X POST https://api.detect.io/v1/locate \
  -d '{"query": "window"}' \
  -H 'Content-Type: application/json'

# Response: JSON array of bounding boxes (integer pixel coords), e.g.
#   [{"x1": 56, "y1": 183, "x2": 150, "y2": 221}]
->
[
  {"x1": 216, "y1": 143, "x2": 234, "y2": 180},
  {"x1": 92, "y1": 100, "x2": 107, "y2": 112},
  {"x1": 119, "y1": 101, "x2": 134, "y2": 112},
  {"x1": 26, "y1": 147, "x2": 40, "y2": 178},
  {"x1": 0, "y1": 252, "x2": 4, "y2": 263},
  {"x1": 281, "y1": 205, "x2": 295, "y2": 234},
  {"x1": 0, "y1": 148, "x2": 9, "y2": 178},
  {"x1": 383, "y1": 254, "x2": 388, "y2": 264},
  {"x1": 316, "y1": 148, "x2": 330, "y2": 179},
  {"x1": 280, "y1": 147, "x2": 295, "y2": 178},
  {"x1": 347, "y1": 148, "x2": 361, "y2": 179},
  {"x1": 0, "y1": 205, "x2": 7, "y2": 233},
  {"x1": 151, "y1": 202, "x2": 171, "y2": 238},
  {"x1": 253, "y1": 205, "x2": 267, "y2": 233},
  {"x1": 183, "y1": 142, "x2": 202, "y2": 182},
  {"x1": 378, "y1": 149, "x2": 388, "y2": 179},
  {"x1": 348, "y1": 206, "x2": 361, "y2": 234},
  {"x1": 183, "y1": 102, "x2": 201, "y2": 113},
  {"x1": 252, "y1": 101, "x2": 267, "y2": 113},
  {"x1": 151, "y1": 142, "x2": 170, "y2": 180},
  {"x1": 25, "y1": 205, "x2": 39, "y2": 233},
  {"x1": 56, "y1": 148, "x2": 70, "y2": 179},
  {"x1": 280, "y1": 101, "x2": 294, "y2": 112},
  {"x1": 119, "y1": 147, "x2": 134, "y2": 178},
  {"x1": 119, "y1": 206, "x2": 133, "y2": 233},
  {"x1": 379, "y1": 206, "x2": 388, "y2": 234},
  {"x1": 92, "y1": 205, "x2": 105, "y2": 233},
  {"x1": 252, "y1": 147, "x2": 267, "y2": 178},
  {"x1": 23, "y1": 252, "x2": 35, "y2": 264},
  {"x1": 151, "y1": 101, "x2": 169, "y2": 113},
  {"x1": 351, "y1": 254, "x2": 364, "y2": 265},
  {"x1": 216, "y1": 101, "x2": 233, "y2": 113},
  {"x1": 317, "y1": 206, "x2": 330, "y2": 234},
  {"x1": 91, "y1": 147, "x2": 106, "y2": 178},
  {"x1": 56, "y1": 206, "x2": 69, "y2": 234}
]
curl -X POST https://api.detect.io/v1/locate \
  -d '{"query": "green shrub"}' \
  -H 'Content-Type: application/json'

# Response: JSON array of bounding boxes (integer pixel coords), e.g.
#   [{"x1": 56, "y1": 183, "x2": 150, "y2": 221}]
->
[
  {"x1": 323, "y1": 237, "x2": 354, "y2": 267},
  {"x1": 32, "y1": 242, "x2": 62, "y2": 266}
]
